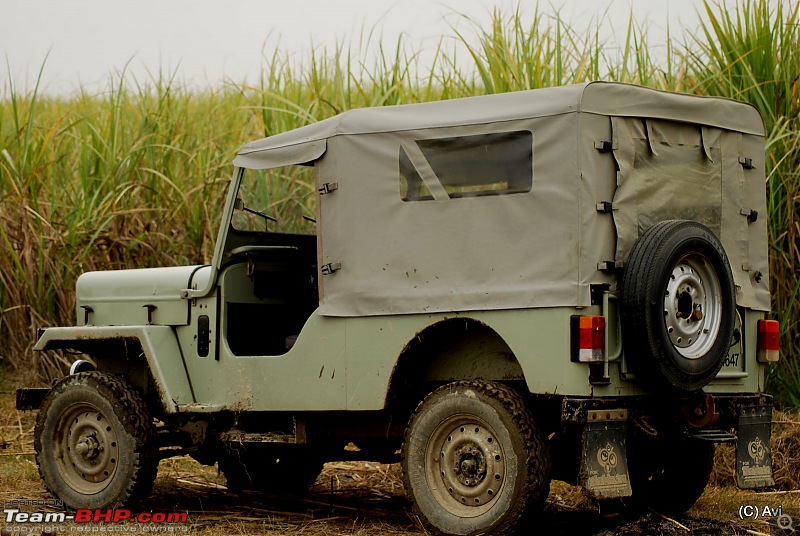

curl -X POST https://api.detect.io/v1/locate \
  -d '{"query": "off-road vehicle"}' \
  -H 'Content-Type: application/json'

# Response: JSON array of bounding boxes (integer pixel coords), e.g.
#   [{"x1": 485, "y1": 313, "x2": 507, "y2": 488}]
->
[{"x1": 18, "y1": 82, "x2": 779, "y2": 535}]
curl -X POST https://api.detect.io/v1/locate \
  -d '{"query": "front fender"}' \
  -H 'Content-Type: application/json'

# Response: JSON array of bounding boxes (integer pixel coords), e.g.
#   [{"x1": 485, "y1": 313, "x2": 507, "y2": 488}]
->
[{"x1": 35, "y1": 326, "x2": 193, "y2": 413}]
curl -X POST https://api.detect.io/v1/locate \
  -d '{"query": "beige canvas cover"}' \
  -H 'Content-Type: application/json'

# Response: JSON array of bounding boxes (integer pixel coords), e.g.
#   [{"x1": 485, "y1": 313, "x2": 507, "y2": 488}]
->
[{"x1": 233, "y1": 82, "x2": 770, "y2": 316}]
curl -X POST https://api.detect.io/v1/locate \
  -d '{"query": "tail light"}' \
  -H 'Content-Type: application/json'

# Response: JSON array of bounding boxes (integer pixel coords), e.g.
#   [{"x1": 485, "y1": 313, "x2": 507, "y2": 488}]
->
[
  {"x1": 757, "y1": 319, "x2": 780, "y2": 362},
  {"x1": 571, "y1": 315, "x2": 606, "y2": 363}
]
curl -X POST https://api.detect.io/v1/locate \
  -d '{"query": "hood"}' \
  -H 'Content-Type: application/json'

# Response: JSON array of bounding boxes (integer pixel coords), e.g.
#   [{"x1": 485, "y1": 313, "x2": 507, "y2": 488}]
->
[{"x1": 76, "y1": 266, "x2": 208, "y2": 326}]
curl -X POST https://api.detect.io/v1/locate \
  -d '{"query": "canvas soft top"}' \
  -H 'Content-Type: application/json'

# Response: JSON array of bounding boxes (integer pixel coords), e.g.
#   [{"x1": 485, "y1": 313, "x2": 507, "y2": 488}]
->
[
  {"x1": 234, "y1": 81, "x2": 765, "y2": 169},
  {"x1": 230, "y1": 81, "x2": 770, "y2": 317}
]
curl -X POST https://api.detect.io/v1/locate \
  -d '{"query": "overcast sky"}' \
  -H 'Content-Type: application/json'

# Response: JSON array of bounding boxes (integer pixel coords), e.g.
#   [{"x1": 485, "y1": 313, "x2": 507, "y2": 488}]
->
[{"x1": 0, "y1": 0, "x2": 724, "y2": 95}]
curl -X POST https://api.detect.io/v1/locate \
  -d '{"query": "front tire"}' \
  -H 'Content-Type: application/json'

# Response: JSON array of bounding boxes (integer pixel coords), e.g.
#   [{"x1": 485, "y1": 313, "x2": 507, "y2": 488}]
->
[
  {"x1": 402, "y1": 381, "x2": 550, "y2": 536},
  {"x1": 34, "y1": 372, "x2": 157, "y2": 510}
]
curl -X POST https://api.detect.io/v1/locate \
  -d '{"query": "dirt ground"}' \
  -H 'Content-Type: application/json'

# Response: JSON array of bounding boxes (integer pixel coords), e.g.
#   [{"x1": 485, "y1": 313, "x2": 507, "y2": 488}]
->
[{"x1": 1, "y1": 391, "x2": 798, "y2": 536}]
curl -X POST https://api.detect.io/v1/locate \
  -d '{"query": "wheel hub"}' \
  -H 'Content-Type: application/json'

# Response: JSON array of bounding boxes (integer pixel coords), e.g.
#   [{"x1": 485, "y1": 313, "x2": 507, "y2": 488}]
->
[
  {"x1": 663, "y1": 256, "x2": 722, "y2": 359},
  {"x1": 56, "y1": 406, "x2": 120, "y2": 492},
  {"x1": 454, "y1": 446, "x2": 487, "y2": 486},
  {"x1": 430, "y1": 420, "x2": 505, "y2": 511},
  {"x1": 75, "y1": 433, "x2": 101, "y2": 460}
]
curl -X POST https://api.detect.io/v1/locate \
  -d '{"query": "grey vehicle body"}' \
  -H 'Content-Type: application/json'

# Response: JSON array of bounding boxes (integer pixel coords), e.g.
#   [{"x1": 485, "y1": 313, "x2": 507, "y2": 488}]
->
[{"x1": 20, "y1": 82, "x2": 778, "y2": 535}]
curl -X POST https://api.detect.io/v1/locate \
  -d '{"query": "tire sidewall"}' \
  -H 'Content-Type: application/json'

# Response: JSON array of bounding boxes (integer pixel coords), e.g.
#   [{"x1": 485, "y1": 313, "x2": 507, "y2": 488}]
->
[
  {"x1": 650, "y1": 232, "x2": 735, "y2": 380},
  {"x1": 623, "y1": 221, "x2": 736, "y2": 391},
  {"x1": 36, "y1": 376, "x2": 143, "y2": 509},
  {"x1": 404, "y1": 385, "x2": 525, "y2": 535}
]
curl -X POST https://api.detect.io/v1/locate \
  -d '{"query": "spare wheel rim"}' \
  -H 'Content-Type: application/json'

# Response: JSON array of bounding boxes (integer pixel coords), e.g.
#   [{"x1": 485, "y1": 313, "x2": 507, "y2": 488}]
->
[{"x1": 663, "y1": 253, "x2": 723, "y2": 360}]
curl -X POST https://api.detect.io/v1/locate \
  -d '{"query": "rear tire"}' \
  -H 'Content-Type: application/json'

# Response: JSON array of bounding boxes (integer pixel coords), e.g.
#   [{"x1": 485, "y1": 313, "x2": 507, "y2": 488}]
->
[
  {"x1": 402, "y1": 381, "x2": 550, "y2": 536},
  {"x1": 627, "y1": 432, "x2": 714, "y2": 515}
]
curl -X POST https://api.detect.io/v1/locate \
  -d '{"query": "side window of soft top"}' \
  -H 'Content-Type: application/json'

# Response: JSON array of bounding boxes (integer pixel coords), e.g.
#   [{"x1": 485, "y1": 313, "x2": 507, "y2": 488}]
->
[{"x1": 399, "y1": 130, "x2": 533, "y2": 202}]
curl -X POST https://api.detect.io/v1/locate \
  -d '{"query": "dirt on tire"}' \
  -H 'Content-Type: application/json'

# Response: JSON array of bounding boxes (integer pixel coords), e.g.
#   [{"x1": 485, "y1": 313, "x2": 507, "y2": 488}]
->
[{"x1": 2, "y1": 392, "x2": 797, "y2": 535}]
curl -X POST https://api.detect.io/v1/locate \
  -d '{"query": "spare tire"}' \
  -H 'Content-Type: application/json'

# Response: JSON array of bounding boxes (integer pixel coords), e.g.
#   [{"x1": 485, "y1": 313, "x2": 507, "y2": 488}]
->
[{"x1": 621, "y1": 220, "x2": 735, "y2": 391}]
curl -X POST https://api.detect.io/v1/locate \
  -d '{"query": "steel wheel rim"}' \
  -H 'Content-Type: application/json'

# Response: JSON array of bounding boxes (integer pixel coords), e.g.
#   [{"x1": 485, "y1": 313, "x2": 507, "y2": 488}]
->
[
  {"x1": 53, "y1": 402, "x2": 120, "y2": 494},
  {"x1": 424, "y1": 414, "x2": 506, "y2": 517},
  {"x1": 663, "y1": 253, "x2": 723, "y2": 359}
]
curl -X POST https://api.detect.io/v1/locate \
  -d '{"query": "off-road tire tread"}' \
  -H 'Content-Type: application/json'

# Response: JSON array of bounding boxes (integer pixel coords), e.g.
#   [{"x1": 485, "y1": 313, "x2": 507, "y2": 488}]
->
[
  {"x1": 402, "y1": 380, "x2": 550, "y2": 536},
  {"x1": 34, "y1": 372, "x2": 157, "y2": 509},
  {"x1": 622, "y1": 221, "x2": 677, "y2": 385}
]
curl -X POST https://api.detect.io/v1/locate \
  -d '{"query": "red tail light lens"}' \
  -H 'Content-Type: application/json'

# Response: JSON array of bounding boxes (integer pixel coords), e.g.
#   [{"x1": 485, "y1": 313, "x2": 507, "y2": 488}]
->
[
  {"x1": 757, "y1": 319, "x2": 780, "y2": 362},
  {"x1": 571, "y1": 315, "x2": 606, "y2": 363}
]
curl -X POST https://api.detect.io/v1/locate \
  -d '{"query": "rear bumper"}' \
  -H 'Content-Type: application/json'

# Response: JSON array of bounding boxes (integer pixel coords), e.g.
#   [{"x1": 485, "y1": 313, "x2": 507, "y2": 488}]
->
[{"x1": 559, "y1": 393, "x2": 774, "y2": 494}]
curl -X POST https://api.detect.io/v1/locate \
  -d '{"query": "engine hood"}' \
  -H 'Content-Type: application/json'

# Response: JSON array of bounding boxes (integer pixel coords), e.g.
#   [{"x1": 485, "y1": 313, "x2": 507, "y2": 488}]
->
[{"x1": 76, "y1": 266, "x2": 209, "y2": 326}]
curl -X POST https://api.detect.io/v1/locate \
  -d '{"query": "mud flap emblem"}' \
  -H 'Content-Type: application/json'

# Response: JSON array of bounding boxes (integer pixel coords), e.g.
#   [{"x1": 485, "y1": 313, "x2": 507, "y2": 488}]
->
[
  {"x1": 597, "y1": 444, "x2": 618, "y2": 473},
  {"x1": 737, "y1": 403, "x2": 774, "y2": 488},
  {"x1": 581, "y1": 409, "x2": 632, "y2": 499},
  {"x1": 748, "y1": 437, "x2": 766, "y2": 464}
]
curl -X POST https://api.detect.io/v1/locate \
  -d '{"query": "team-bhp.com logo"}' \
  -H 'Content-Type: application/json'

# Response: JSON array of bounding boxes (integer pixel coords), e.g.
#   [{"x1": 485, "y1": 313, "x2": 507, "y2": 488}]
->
[
  {"x1": 76, "y1": 510, "x2": 187, "y2": 524},
  {"x1": 4, "y1": 507, "x2": 188, "y2": 529}
]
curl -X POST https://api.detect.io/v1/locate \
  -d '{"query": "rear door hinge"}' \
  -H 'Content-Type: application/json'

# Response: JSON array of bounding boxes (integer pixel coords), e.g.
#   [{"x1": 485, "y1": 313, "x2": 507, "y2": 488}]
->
[
  {"x1": 321, "y1": 262, "x2": 341, "y2": 275},
  {"x1": 318, "y1": 182, "x2": 339, "y2": 195}
]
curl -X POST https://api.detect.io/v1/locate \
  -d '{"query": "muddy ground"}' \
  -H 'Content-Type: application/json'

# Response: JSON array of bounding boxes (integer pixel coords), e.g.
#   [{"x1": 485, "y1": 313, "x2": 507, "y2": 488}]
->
[
  {"x1": 2, "y1": 453, "x2": 796, "y2": 535},
  {"x1": 1, "y1": 391, "x2": 798, "y2": 535},
  {"x1": 143, "y1": 458, "x2": 792, "y2": 535}
]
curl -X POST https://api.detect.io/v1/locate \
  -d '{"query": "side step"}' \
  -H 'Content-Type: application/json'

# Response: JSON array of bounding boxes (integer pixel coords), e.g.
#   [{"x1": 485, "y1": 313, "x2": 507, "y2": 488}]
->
[
  {"x1": 220, "y1": 416, "x2": 308, "y2": 445},
  {"x1": 221, "y1": 430, "x2": 297, "y2": 444},
  {"x1": 686, "y1": 428, "x2": 737, "y2": 443}
]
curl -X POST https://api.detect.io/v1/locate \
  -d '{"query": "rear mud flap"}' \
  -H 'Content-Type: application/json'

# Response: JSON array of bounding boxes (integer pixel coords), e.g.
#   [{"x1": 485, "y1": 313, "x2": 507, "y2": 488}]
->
[
  {"x1": 737, "y1": 403, "x2": 774, "y2": 489},
  {"x1": 580, "y1": 409, "x2": 632, "y2": 499}
]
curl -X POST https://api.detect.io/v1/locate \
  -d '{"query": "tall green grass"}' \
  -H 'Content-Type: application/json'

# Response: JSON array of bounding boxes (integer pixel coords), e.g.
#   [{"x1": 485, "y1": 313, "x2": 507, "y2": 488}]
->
[
  {"x1": 687, "y1": 0, "x2": 800, "y2": 405},
  {"x1": 1, "y1": 0, "x2": 798, "y2": 404}
]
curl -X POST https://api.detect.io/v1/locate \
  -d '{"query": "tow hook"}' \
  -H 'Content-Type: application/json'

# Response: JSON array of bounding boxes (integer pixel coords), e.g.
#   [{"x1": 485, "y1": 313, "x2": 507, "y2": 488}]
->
[{"x1": 681, "y1": 393, "x2": 720, "y2": 428}]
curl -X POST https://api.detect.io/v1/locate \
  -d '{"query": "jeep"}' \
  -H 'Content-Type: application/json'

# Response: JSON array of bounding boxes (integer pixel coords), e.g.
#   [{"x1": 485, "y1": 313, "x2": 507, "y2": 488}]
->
[{"x1": 18, "y1": 81, "x2": 778, "y2": 535}]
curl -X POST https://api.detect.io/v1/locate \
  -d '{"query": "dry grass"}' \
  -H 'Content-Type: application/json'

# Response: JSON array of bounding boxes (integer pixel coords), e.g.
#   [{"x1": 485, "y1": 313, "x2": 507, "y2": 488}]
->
[
  {"x1": 711, "y1": 410, "x2": 800, "y2": 492},
  {"x1": 2, "y1": 391, "x2": 799, "y2": 535},
  {"x1": 0, "y1": 391, "x2": 41, "y2": 504}
]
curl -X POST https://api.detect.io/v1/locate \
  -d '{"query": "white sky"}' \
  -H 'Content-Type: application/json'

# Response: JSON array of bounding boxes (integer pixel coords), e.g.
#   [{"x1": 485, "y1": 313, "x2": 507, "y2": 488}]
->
[{"x1": 1, "y1": 0, "x2": 711, "y2": 95}]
